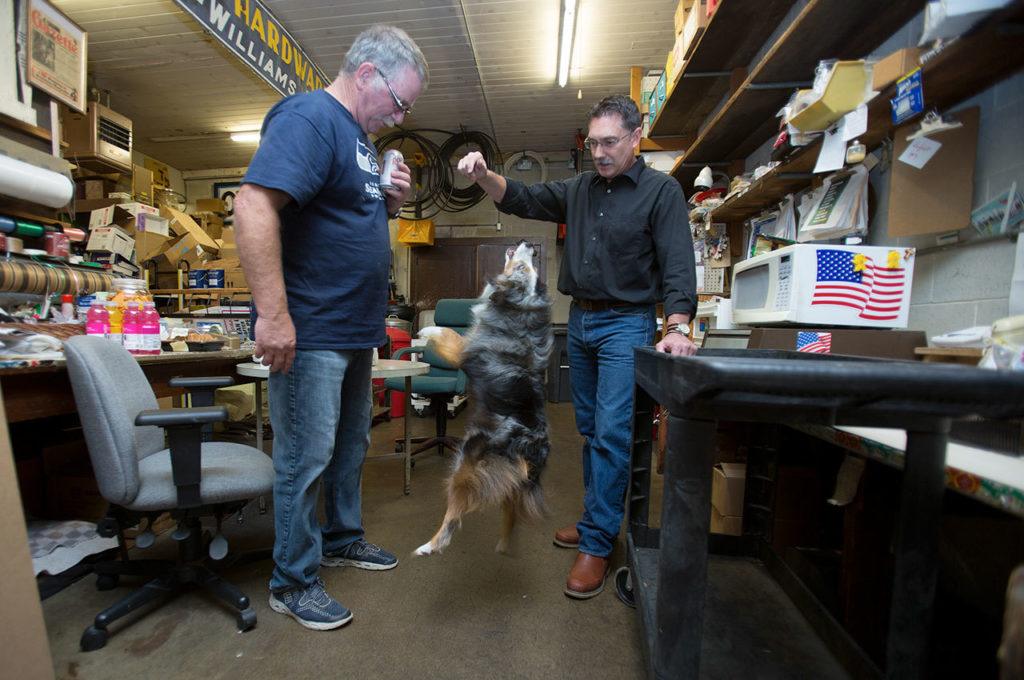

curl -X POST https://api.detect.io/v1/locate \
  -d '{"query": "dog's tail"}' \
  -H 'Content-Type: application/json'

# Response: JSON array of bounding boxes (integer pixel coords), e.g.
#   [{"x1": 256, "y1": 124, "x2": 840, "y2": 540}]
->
[{"x1": 418, "y1": 326, "x2": 465, "y2": 368}]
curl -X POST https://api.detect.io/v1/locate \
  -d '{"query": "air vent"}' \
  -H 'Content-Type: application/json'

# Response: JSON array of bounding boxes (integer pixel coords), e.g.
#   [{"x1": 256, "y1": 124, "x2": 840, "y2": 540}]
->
[{"x1": 98, "y1": 116, "x2": 131, "y2": 152}]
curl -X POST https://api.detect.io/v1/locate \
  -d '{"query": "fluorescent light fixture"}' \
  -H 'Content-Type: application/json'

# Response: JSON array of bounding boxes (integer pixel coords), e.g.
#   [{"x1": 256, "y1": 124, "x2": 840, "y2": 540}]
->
[
  {"x1": 230, "y1": 131, "x2": 261, "y2": 143},
  {"x1": 557, "y1": 0, "x2": 579, "y2": 88}
]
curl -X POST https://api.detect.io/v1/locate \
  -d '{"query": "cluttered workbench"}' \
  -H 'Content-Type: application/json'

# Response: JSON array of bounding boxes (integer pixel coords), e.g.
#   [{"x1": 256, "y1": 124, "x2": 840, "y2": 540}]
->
[{"x1": 623, "y1": 347, "x2": 1024, "y2": 679}]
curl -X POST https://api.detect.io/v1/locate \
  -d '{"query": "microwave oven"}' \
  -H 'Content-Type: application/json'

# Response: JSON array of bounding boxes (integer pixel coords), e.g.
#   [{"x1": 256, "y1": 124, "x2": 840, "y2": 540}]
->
[{"x1": 731, "y1": 244, "x2": 915, "y2": 328}]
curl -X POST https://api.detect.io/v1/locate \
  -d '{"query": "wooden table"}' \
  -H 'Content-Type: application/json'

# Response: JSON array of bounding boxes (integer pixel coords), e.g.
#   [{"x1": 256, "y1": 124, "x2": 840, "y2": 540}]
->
[
  {"x1": 236, "y1": 359, "x2": 430, "y2": 494},
  {"x1": 0, "y1": 349, "x2": 256, "y2": 423}
]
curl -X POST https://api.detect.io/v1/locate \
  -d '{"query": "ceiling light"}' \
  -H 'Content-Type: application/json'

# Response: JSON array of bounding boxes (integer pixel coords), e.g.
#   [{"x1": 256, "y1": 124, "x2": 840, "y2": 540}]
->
[
  {"x1": 557, "y1": 0, "x2": 579, "y2": 88},
  {"x1": 230, "y1": 131, "x2": 261, "y2": 143}
]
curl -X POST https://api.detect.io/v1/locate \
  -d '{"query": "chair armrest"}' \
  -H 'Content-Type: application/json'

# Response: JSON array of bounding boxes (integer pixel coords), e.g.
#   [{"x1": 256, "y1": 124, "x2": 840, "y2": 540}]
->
[
  {"x1": 392, "y1": 346, "x2": 420, "y2": 360},
  {"x1": 169, "y1": 376, "x2": 235, "y2": 389},
  {"x1": 135, "y1": 406, "x2": 228, "y2": 428}
]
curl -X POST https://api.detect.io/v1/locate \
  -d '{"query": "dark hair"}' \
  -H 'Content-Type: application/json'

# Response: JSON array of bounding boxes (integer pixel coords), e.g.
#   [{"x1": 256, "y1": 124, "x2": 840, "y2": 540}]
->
[{"x1": 587, "y1": 95, "x2": 641, "y2": 133}]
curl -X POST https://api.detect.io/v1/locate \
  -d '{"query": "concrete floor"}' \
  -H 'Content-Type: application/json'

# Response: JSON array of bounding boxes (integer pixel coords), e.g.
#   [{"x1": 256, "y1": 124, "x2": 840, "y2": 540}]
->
[{"x1": 42, "y1": 402, "x2": 649, "y2": 680}]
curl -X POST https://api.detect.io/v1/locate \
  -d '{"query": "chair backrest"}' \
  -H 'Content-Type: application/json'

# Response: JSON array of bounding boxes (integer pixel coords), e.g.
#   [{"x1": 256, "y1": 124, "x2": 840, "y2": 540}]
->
[
  {"x1": 421, "y1": 299, "x2": 476, "y2": 391},
  {"x1": 64, "y1": 336, "x2": 164, "y2": 506}
]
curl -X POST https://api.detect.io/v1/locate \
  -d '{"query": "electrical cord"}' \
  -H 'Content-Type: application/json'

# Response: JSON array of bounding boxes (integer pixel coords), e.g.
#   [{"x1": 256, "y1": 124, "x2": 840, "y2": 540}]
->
[{"x1": 375, "y1": 128, "x2": 500, "y2": 218}]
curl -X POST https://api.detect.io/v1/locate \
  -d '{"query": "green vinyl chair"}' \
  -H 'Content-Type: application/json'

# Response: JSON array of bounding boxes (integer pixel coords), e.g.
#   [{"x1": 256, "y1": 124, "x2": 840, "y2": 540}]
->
[{"x1": 386, "y1": 298, "x2": 475, "y2": 459}]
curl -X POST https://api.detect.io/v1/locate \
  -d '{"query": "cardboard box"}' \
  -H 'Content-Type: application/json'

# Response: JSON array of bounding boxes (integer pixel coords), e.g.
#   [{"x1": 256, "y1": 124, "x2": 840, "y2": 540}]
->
[
  {"x1": 75, "y1": 198, "x2": 117, "y2": 215},
  {"x1": 225, "y1": 268, "x2": 248, "y2": 289},
  {"x1": 90, "y1": 252, "x2": 140, "y2": 277},
  {"x1": 872, "y1": 47, "x2": 920, "y2": 91},
  {"x1": 75, "y1": 178, "x2": 114, "y2": 200},
  {"x1": 132, "y1": 164, "x2": 153, "y2": 203},
  {"x1": 220, "y1": 227, "x2": 235, "y2": 244},
  {"x1": 711, "y1": 462, "x2": 746, "y2": 517},
  {"x1": 710, "y1": 505, "x2": 742, "y2": 536},
  {"x1": 162, "y1": 206, "x2": 221, "y2": 253},
  {"x1": 195, "y1": 198, "x2": 226, "y2": 213},
  {"x1": 673, "y1": 0, "x2": 694, "y2": 35},
  {"x1": 88, "y1": 202, "x2": 159, "y2": 229},
  {"x1": 158, "y1": 233, "x2": 208, "y2": 269},
  {"x1": 680, "y1": 0, "x2": 708, "y2": 60},
  {"x1": 135, "y1": 230, "x2": 173, "y2": 262},
  {"x1": 86, "y1": 226, "x2": 135, "y2": 259},
  {"x1": 192, "y1": 212, "x2": 223, "y2": 240}
]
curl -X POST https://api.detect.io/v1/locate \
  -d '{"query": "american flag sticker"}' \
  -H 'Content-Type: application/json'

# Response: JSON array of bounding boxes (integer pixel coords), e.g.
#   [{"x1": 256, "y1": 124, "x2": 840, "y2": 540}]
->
[
  {"x1": 797, "y1": 331, "x2": 832, "y2": 353},
  {"x1": 811, "y1": 249, "x2": 906, "y2": 321}
]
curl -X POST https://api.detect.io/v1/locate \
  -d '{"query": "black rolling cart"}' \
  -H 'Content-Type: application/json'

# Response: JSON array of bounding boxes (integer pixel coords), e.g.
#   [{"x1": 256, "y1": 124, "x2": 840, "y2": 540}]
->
[{"x1": 618, "y1": 347, "x2": 1024, "y2": 679}]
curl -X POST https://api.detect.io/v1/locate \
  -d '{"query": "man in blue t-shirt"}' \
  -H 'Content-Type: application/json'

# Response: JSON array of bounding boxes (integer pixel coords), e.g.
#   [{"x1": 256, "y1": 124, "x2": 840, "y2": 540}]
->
[{"x1": 234, "y1": 24, "x2": 428, "y2": 631}]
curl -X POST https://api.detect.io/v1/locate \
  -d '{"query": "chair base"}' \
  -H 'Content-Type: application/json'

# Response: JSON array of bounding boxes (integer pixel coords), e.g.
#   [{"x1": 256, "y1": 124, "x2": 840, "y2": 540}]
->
[
  {"x1": 396, "y1": 435, "x2": 461, "y2": 459},
  {"x1": 81, "y1": 518, "x2": 271, "y2": 652}
]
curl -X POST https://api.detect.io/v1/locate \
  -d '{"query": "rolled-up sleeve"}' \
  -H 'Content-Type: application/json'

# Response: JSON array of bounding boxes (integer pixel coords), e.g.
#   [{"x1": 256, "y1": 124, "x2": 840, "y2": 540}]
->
[
  {"x1": 651, "y1": 181, "x2": 697, "y2": 319},
  {"x1": 496, "y1": 178, "x2": 570, "y2": 224}
]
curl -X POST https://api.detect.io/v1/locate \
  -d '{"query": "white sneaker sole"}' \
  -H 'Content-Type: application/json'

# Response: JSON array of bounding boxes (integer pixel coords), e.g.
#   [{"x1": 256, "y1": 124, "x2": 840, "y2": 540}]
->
[
  {"x1": 268, "y1": 595, "x2": 353, "y2": 630},
  {"x1": 320, "y1": 556, "x2": 398, "y2": 570}
]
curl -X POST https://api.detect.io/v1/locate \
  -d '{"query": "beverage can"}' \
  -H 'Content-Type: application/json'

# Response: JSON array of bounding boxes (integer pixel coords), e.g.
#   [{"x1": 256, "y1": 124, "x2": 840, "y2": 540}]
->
[{"x1": 379, "y1": 149, "x2": 403, "y2": 190}]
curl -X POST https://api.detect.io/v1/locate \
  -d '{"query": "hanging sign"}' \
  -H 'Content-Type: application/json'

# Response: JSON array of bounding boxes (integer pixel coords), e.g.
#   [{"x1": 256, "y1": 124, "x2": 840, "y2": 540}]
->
[{"x1": 173, "y1": 0, "x2": 329, "y2": 98}]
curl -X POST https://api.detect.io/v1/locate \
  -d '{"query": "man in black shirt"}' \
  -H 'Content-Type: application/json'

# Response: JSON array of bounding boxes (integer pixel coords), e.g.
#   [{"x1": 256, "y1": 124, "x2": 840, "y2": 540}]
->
[{"x1": 457, "y1": 95, "x2": 697, "y2": 598}]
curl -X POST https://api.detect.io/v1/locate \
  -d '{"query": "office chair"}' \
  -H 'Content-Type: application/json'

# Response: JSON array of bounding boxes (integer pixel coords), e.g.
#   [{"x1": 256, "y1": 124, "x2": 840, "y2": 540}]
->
[
  {"x1": 386, "y1": 298, "x2": 475, "y2": 459},
  {"x1": 64, "y1": 336, "x2": 274, "y2": 651}
]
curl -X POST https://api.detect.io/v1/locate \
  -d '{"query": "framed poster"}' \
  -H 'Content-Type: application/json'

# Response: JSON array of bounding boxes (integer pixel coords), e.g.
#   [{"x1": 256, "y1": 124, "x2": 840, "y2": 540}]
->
[
  {"x1": 25, "y1": 0, "x2": 86, "y2": 112},
  {"x1": 213, "y1": 181, "x2": 243, "y2": 226}
]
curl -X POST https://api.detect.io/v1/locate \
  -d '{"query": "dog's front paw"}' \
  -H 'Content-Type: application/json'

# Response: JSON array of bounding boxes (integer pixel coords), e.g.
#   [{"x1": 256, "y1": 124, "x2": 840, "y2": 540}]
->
[
  {"x1": 413, "y1": 542, "x2": 435, "y2": 556},
  {"x1": 417, "y1": 326, "x2": 444, "y2": 340}
]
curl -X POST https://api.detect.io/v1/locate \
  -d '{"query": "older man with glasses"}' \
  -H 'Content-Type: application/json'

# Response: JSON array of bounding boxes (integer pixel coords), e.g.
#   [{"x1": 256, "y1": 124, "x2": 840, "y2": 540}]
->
[
  {"x1": 234, "y1": 25, "x2": 428, "y2": 631},
  {"x1": 457, "y1": 94, "x2": 698, "y2": 599}
]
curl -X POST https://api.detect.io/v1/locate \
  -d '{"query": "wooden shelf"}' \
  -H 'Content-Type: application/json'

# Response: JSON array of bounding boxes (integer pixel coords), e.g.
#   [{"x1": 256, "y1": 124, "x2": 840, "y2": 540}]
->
[
  {"x1": 669, "y1": 0, "x2": 924, "y2": 183},
  {"x1": 151, "y1": 288, "x2": 250, "y2": 295},
  {"x1": 709, "y1": 1, "x2": 1024, "y2": 224},
  {"x1": 649, "y1": 0, "x2": 796, "y2": 140}
]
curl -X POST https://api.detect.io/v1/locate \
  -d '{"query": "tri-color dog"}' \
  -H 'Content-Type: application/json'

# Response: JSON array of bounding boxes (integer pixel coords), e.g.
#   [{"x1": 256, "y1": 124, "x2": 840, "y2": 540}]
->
[{"x1": 414, "y1": 241, "x2": 553, "y2": 556}]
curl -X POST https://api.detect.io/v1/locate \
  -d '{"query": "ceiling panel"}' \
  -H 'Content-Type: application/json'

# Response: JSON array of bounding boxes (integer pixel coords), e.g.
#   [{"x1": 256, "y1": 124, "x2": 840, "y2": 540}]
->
[{"x1": 52, "y1": 0, "x2": 677, "y2": 170}]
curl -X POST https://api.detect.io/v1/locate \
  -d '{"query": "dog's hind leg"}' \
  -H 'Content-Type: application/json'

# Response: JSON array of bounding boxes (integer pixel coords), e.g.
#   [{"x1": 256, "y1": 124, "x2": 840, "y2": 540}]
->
[
  {"x1": 414, "y1": 460, "x2": 478, "y2": 556},
  {"x1": 495, "y1": 497, "x2": 517, "y2": 554}
]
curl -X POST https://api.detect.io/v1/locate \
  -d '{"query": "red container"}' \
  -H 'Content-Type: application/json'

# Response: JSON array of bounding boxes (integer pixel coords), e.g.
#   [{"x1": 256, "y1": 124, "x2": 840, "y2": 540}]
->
[
  {"x1": 45, "y1": 231, "x2": 70, "y2": 258},
  {"x1": 386, "y1": 327, "x2": 412, "y2": 418}
]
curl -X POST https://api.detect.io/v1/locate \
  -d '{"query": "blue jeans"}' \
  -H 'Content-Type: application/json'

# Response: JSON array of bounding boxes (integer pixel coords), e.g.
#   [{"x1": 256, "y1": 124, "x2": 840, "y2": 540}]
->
[
  {"x1": 568, "y1": 303, "x2": 656, "y2": 558},
  {"x1": 267, "y1": 349, "x2": 373, "y2": 591}
]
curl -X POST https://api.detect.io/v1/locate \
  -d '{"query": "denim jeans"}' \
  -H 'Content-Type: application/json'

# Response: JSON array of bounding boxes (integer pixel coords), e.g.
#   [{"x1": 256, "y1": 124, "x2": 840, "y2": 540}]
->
[
  {"x1": 568, "y1": 303, "x2": 656, "y2": 558},
  {"x1": 267, "y1": 348, "x2": 373, "y2": 591}
]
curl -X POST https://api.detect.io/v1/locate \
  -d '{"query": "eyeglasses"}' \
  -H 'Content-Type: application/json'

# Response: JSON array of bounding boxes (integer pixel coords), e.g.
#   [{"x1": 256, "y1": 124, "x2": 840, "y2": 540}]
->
[
  {"x1": 583, "y1": 133, "x2": 637, "y2": 151},
  {"x1": 377, "y1": 68, "x2": 413, "y2": 115}
]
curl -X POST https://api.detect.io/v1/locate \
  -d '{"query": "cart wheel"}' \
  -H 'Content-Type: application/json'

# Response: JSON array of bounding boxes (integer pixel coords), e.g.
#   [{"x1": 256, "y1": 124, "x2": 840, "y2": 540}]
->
[{"x1": 614, "y1": 566, "x2": 636, "y2": 608}]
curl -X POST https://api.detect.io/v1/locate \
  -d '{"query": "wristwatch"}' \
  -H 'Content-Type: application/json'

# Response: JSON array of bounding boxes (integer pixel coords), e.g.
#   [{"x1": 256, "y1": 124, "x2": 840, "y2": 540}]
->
[{"x1": 664, "y1": 323, "x2": 691, "y2": 337}]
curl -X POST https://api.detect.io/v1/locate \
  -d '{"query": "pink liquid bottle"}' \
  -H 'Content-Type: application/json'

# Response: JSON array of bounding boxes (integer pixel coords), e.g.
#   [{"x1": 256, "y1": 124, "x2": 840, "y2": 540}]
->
[
  {"x1": 140, "y1": 301, "x2": 161, "y2": 355},
  {"x1": 123, "y1": 303, "x2": 143, "y2": 355},
  {"x1": 85, "y1": 301, "x2": 109, "y2": 337}
]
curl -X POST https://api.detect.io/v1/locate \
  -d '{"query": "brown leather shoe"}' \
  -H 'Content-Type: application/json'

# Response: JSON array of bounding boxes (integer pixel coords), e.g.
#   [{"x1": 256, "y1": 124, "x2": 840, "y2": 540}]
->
[
  {"x1": 553, "y1": 524, "x2": 580, "y2": 548},
  {"x1": 564, "y1": 552, "x2": 609, "y2": 599}
]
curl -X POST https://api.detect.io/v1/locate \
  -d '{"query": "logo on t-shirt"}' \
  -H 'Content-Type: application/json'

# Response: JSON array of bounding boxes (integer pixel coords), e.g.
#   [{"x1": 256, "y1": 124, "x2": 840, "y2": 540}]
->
[{"x1": 356, "y1": 139, "x2": 379, "y2": 175}]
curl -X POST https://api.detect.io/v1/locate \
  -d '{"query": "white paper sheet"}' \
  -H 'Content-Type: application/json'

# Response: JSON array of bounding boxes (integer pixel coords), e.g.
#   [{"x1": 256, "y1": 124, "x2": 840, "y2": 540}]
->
[
  {"x1": 898, "y1": 136, "x2": 942, "y2": 169},
  {"x1": 841, "y1": 104, "x2": 868, "y2": 142},
  {"x1": 814, "y1": 123, "x2": 847, "y2": 173}
]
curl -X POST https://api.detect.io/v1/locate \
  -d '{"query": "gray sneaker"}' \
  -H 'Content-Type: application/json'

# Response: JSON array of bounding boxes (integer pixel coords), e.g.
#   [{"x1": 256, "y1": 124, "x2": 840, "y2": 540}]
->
[
  {"x1": 268, "y1": 578, "x2": 353, "y2": 631},
  {"x1": 322, "y1": 539, "x2": 398, "y2": 571}
]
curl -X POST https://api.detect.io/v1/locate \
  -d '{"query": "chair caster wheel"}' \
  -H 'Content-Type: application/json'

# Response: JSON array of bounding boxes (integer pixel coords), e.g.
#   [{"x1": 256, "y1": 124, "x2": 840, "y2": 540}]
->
[
  {"x1": 614, "y1": 566, "x2": 636, "y2": 608},
  {"x1": 236, "y1": 607, "x2": 257, "y2": 632},
  {"x1": 96, "y1": 573, "x2": 119, "y2": 591},
  {"x1": 395, "y1": 442, "x2": 405, "y2": 453},
  {"x1": 80, "y1": 625, "x2": 108, "y2": 651}
]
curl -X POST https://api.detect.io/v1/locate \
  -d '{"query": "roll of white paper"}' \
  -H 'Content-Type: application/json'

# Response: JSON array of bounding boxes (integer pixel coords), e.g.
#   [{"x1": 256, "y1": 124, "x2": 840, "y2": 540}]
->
[{"x1": 0, "y1": 154, "x2": 74, "y2": 208}]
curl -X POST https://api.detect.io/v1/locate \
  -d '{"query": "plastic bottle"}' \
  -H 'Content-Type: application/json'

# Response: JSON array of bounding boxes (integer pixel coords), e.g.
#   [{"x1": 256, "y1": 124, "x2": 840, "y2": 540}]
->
[
  {"x1": 85, "y1": 301, "x2": 109, "y2": 337},
  {"x1": 60, "y1": 294, "x2": 75, "y2": 321},
  {"x1": 123, "y1": 303, "x2": 143, "y2": 355},
  {"x1": 140, "y1": 301, "x2": 162, "y2": 355},
  {"x1": 106, "y1": 300, "x2": 123, "y2": 345}
]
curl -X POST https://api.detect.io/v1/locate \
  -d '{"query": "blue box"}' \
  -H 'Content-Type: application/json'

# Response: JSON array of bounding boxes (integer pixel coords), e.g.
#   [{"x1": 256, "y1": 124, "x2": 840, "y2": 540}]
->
[
  {"x1": 187, "y1": 269, "x2": 207, "y2": 289},
  {"x1": 891, "y1": 68, "x2": 923, "y2": 125},
  {"x1": 206, "y1": 269, "x2": 225, "y2": 288}
]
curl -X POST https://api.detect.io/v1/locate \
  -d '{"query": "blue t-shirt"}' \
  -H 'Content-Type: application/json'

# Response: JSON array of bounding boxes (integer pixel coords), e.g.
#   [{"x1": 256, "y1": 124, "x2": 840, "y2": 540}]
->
[{"x1": 243, "y1": 90, "x2": 389, "y2": 350}]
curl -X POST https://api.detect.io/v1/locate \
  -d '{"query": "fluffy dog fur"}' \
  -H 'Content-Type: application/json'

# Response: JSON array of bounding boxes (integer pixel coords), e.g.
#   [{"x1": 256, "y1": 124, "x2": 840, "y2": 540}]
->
[{"x1": 414, "y1": 241, "x2": 553, "y2": 556}]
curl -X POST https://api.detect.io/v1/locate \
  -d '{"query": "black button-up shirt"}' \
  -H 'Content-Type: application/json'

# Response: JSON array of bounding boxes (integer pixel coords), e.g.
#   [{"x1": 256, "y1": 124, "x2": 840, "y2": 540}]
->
[{"x1": 496, "y1": 157, "x2": 697, "y2": 318}]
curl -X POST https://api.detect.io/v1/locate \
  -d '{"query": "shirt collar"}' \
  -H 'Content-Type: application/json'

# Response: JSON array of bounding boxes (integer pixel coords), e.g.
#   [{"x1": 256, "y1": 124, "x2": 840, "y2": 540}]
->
[{"x1": 591, "y1": 156, "x2": 646, "y2": 186}]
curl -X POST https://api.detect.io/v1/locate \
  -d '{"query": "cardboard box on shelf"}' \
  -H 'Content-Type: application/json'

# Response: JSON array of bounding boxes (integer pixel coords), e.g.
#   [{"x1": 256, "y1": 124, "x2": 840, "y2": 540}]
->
[
  {"x1": 224, "y1": 268, "x2": 248, "y2": 289},
  {"x1": 195, "y1": 198, "x2": 226, "y2": 213},
  {"x1": 712, "y1": 462, "x2": 746, "y2": 517},
  {"x1": 711, "y1": 505, "x2": 742, "y2": 536},
  {"x1": 680, "y1": 0, "x2": 708, "y2": 60},
  {"x1": 74, "y1": 198, "x2": 117, "y2": 214},
  {"x1": 192, "y1": 212, "x2": 224, "y2": 240},
  {"x1": 75, "y1": 178, "x2": 115, "y2": 200},
  {"x1": 220, "y1": 227, "x2": 235, "y2": 244},
  {"x1": 90, "y1": 251, "x2": 140, "y2": 278},
  {"x1": 162, "y1": 206, "x2": 221, "y2": 253},
  {"x1": 674, "y1": 0, "x2": 694, "y2": 35},
  {"x1": 872, "y1": 47, "x2": 920, "y2": 91},
  {"x1": 158, "y1": 233, "x2": 208, "y2": 270},
  {"x1": 132, "y1": 164, "x2": 154, "y2": 203},
  {"x1": 88, "y1": 202, "x2": 159, "y2": 229},
  {"x1": 86, "y1": 226, "x2": 135, "y2": 260},
  {"x1": 134, "y1": 230, "x2": 173, "y2": 262}
]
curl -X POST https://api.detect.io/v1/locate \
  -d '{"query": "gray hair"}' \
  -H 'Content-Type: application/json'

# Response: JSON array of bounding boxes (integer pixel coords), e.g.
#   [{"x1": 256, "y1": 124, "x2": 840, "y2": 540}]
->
[
  {"x1": 587, "y1": 95, "x2": 641, "y2": 133},
  {"x1": 343, "y1": 24, "x2": 429, "y2": 88}
]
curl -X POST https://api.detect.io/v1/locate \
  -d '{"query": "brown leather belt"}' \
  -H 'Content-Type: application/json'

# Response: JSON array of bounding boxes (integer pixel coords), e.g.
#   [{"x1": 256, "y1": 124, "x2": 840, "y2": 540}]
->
[{"x1": 573, "y1": 298, "x2": 634, "y2": 312}]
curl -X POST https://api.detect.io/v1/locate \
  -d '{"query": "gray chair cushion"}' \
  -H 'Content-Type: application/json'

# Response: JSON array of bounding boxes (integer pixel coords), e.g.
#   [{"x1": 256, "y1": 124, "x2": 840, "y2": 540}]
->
[{"x1": 130, "y1": 442, "x2": 274, "y2": 511}]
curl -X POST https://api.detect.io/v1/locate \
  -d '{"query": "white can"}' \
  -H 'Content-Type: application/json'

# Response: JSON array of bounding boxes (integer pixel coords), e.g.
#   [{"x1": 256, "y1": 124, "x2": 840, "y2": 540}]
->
[{"x1": 379, "y1": 149, "x2": 403, "y2": 190}]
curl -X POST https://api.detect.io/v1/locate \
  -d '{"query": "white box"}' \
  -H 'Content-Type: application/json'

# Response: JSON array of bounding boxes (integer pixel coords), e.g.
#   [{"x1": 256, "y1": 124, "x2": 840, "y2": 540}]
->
[
  {"x1": 86, "y1": 226, "x2": 135, "y2": 260},
  {"x1": 136, "y1": 212, "x2": 169, "y2": 237}
]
